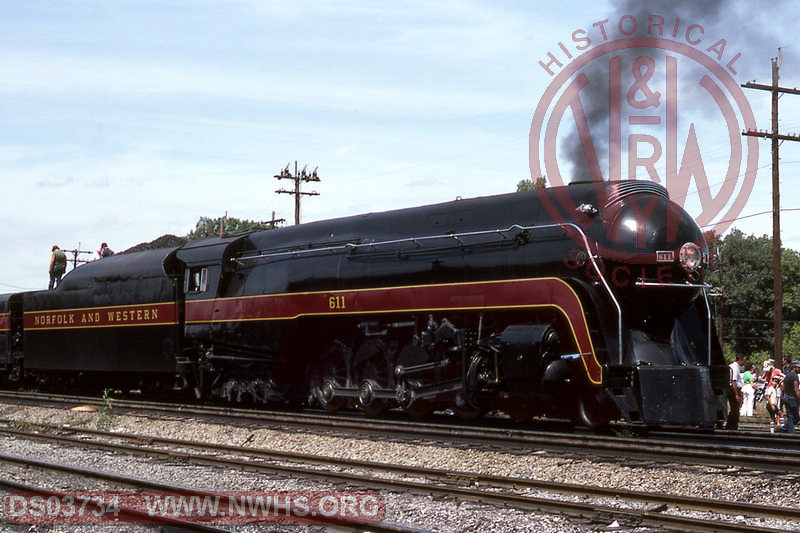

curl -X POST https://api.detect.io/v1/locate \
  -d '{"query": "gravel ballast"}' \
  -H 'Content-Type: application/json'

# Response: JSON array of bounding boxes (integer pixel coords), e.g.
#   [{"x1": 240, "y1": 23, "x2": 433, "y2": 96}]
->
[{"x1": 0, "y1": 402, "x2": 797, "y2": 532}]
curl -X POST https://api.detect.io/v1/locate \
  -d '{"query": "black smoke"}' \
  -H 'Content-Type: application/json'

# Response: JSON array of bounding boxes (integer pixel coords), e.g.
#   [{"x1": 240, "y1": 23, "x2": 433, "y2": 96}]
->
[{"x1": 559, "y1": 0, "x2": 792, "y2": 179}]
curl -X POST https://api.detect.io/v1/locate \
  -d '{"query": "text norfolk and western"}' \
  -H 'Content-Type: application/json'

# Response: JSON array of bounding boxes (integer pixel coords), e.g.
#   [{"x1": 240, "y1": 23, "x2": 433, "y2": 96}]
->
[{"x1": 27, "y1": 303, "x2": 176, "y2": 329}]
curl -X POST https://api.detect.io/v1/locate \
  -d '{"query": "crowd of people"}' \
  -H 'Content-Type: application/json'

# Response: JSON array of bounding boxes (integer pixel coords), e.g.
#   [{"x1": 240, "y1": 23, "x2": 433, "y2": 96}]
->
[{"x1": 727, "y1": 354, "x2": 800, "y2": 433}]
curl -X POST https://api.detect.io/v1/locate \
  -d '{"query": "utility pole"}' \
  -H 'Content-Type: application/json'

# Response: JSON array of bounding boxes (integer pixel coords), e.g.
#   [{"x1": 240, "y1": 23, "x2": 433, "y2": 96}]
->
[
  {"x1": 274, "y1": 161, "x2": 321, "y2": 225},
  {"x1": 64, "y1": 245, "x2": 93, "y2": 269},
  {"x1": 742, "y1": 51, "x2": 800, "y2": 369},
  {"x1": 262, "y1": 211, "x2": 286, "y2": 229}
]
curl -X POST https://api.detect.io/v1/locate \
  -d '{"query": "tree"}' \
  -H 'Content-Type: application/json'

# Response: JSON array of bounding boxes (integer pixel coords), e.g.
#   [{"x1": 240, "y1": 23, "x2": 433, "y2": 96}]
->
[
  {"x1": 516, "y1": 176, "x2": 547, "y2": 192},
  {"x1": 124, "y1": 215, "x2": 283, "y2": 253},
  {"x1": 186, "y1": 216, "x2": 277, "y2": 241},
  {"x1": 783, "y1": 323, "x2": 800, "y2": 363},
  {"x1": 707, "y1": 228, "x2": 800, "y2": 359}
]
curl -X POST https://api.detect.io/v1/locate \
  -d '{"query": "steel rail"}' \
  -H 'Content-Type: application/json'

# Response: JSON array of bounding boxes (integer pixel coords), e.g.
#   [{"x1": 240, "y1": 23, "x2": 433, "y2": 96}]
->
[
  {"x1": 0, "y1": 475, "x2": 234, "y2": 533},
  {"x1": 0, "y1": 451, "x2": 419, "y2": 533},
  {"x1": 0, "y1": 425, "x2": 796, "y2": 533},
  {"x1": 4, "y1": 423, "x2": 800, "y2": 523},
  {"x1": 0, "y1": 392, "x2": 797, "y2": 472}
]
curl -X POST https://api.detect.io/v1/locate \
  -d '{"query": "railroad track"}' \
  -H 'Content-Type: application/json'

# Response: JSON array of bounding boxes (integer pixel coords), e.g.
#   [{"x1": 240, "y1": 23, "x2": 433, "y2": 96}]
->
[
  {"x1": 0, "y1": 423, "x2": 798, "y2": 532},
  {"x1": 0, "y1": 473, "x2": 234, "y2": 533},
  {"x1": 0, "y1": 432, "x2": 424, "y2": 533},
  {"x1": 0, "y1": 390, "x2": 797, "y2": 475}
]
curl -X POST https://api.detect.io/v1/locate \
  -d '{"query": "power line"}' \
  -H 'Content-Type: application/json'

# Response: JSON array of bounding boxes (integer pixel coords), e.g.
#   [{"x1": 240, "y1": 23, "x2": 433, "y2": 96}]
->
[
  {"x1": 723, "y1": 317, "x2": 800, "y2": 324},
  {"x1": 0, "y1": 282, "x2": 38, "y2": 290},
  {"x1": 702, "y1": 207, "x2": 800, "y2": 229}
]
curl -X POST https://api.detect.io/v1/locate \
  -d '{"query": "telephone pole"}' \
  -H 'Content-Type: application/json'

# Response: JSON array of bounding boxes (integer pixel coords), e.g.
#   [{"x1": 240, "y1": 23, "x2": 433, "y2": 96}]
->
[
  {"x1": 64, "y1": 245, "x2": 93, "y2": 269},
  {"x1": 262, "y1": 211, "x2": 286, "y2": 229},
  {"x1": 742, "y1": 51, "x2": 800, "y2": 369},
  {"x1": 274, "y1": 161, "x2": 321, "y2": 225}
]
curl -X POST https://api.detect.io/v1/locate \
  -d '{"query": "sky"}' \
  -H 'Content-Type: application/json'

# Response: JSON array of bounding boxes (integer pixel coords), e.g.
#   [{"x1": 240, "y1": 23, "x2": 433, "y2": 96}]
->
[{"x1": 1, "y1": 0, "x2": 799, "y2": 291}]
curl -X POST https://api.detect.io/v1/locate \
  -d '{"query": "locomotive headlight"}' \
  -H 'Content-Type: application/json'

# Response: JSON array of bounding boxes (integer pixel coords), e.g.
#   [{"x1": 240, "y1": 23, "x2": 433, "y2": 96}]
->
[{"x1": 679, "y1": 242, "x2": 703, "y2": 273}]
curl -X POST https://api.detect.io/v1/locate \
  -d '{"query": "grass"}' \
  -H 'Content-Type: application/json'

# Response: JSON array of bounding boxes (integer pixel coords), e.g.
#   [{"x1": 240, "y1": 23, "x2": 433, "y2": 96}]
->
[{"x1": 96, "y1": 388, "x2": 117, "y2": 430}]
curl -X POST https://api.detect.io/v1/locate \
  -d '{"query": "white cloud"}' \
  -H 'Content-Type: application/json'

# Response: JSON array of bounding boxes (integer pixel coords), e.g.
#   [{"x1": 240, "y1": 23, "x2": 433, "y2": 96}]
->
[
  {"x1": 0, "y1": 0, "x2": 797, "y2": 292},
  {"x1": 0, "y1": 49, "x2": 537, "y2": 119}
]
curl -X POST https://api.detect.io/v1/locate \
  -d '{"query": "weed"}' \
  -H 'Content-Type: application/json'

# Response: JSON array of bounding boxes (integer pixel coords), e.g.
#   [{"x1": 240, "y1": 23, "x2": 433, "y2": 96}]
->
[
  {"x1": 96, "y1": 388, "x2": 117, "y2": 430},
  {"x1": 613, "y1": 426, "x2": 637, "y2": 439}
]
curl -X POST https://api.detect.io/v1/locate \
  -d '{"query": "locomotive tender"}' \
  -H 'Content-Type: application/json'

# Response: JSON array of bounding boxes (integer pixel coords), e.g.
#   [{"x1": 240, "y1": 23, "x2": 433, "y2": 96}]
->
[{"x1": 0, "y1": 181, "x2": 727, "y2": 427}]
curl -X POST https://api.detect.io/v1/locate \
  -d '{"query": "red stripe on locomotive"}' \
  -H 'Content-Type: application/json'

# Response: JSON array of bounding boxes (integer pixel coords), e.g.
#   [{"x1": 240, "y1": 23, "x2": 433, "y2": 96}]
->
[{"x1": 185, "y1": 277, "x2": 602, "y2": 384}]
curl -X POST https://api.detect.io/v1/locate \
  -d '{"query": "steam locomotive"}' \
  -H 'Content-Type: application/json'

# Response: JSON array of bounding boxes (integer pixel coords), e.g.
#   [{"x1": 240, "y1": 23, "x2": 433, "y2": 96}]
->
[{"x1": 0, "y1": 181, "x2": 728, "y2": 427}]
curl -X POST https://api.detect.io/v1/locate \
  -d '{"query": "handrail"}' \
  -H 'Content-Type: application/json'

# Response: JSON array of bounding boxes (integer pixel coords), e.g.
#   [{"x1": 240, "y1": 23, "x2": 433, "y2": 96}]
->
[
  {"x1": 545, "y1": 224, "x2": 623, "y2": 365},
  {"x1": 234, "y1": 225, "x2": 542, "y2": 262},
  {"x1": 635, "y1": 282, "x2": 711, "y2": 288},
  {"x1": 234, "y1": 222, "x2": 625, "y2": 365},
  {"x1": 703, "y1": 287, "x2": 712, "y2": 366}
]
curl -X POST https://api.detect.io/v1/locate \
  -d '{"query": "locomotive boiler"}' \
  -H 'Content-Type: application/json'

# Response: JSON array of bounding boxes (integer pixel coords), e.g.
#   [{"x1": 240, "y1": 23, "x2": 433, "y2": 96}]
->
[{"x1": 0, "y1": 181, "x2": 728, "y2": 427}]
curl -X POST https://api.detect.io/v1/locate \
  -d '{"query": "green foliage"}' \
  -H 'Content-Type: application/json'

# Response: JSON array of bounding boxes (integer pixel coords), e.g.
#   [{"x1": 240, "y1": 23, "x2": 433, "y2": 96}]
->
[
  {"x1": 96, "y1": 388, "x2": 117, "y2": 430},
  {"x1": 7, "y1": 419, "x2": 47, "y2": 433},
  {"x1": 612, "y1": 426, "x2": 636, "y2": 438},
  {"x1": 186, "y1": 216, "x2": 277, "y2": 241},
  {"x1": 784, "y1": 323, "x2": 800, "y2": 362},
  {"x1": 516, "y1": 176, "x2": 547, "y2": 192},
  {"x1": 722, "y1": 342, "x2": 737, "y2": 364},
  {"x1": 708, "y1": 228, "x2": 800, "y2": 359},
  {"x1": 749, "y1": 350, "x2": 773, "y2": 371}
]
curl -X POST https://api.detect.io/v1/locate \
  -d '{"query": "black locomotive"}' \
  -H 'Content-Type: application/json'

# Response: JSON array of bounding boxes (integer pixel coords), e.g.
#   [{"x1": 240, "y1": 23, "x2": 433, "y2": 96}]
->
[{"x1": 0, "y1": 181, "x2": 728, "y2": 427}]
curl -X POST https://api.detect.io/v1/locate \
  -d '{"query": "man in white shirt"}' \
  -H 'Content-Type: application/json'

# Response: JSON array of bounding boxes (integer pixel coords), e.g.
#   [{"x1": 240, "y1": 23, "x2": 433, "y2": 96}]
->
[{"x1": 726, "y1": 354, "x2": 745, "y2": 430}]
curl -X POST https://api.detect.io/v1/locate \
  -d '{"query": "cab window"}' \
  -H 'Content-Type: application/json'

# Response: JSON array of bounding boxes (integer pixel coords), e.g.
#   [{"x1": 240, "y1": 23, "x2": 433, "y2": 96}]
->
[{"x1": 185, "y1": 267, "x2": 208, "y2": 293}]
